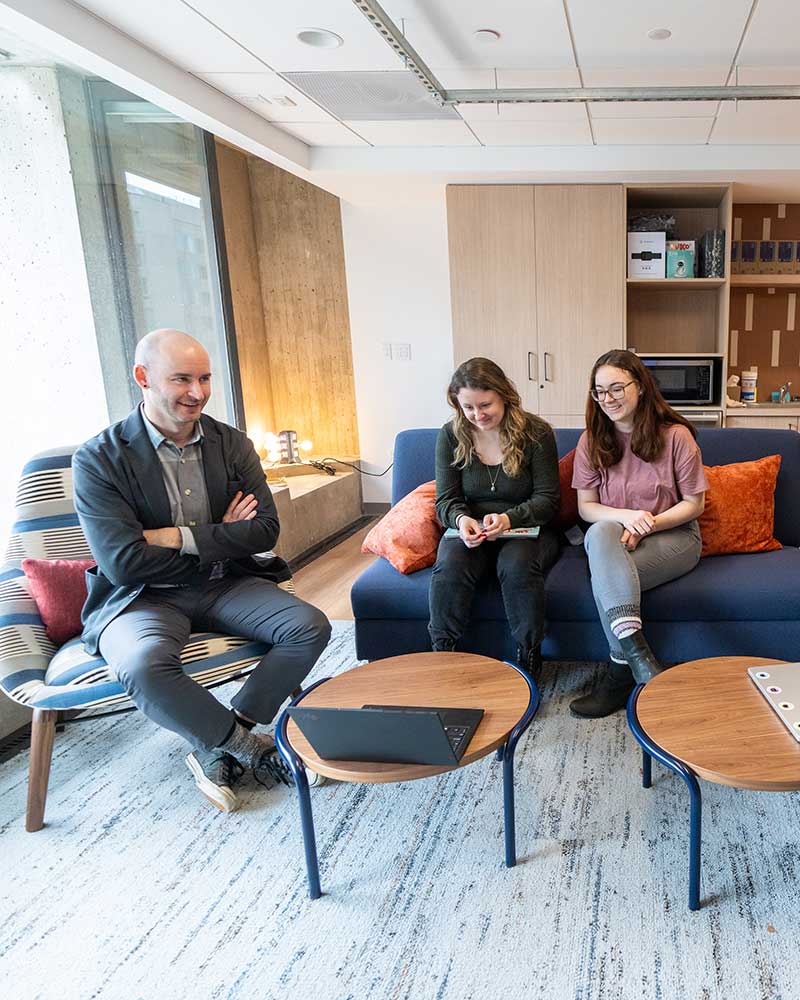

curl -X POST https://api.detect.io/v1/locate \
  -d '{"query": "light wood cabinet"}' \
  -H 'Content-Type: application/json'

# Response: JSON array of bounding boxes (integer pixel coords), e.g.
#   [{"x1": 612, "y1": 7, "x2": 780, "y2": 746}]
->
[
  {"x1": 534, "y1": 185, "x2": 625, "y2": 418},
  {"x1": 447, "y1": 183, "x2": 624, "y2": 421},
  {"x1": 446, "y1": 185, "x2": 539, "y2": 411},
  {"x1": 725, "y1": 414, "x2": 800, "y2": 431}
]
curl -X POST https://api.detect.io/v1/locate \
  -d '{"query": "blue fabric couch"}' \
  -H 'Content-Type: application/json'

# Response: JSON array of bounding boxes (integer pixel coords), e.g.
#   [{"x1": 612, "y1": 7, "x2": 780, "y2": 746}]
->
[{"x1": 351, "y1": 428, "x2": 800, "y2": 664}]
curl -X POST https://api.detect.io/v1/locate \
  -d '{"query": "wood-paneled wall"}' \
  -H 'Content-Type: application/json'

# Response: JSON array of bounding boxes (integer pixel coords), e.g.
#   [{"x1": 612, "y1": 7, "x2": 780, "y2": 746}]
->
[{"x1": 215, "y1": 141, "x2": 358, "y2": 456}]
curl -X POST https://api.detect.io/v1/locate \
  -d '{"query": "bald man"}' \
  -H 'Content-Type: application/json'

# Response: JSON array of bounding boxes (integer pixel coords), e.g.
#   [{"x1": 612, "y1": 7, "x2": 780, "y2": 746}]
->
[{"x1": 73, "y1": 329, "x2": 331, "y2": 812}]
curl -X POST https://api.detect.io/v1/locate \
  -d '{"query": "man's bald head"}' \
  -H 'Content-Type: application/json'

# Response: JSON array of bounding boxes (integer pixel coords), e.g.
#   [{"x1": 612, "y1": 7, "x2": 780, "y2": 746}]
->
[
  {"x1": 134, "y1": 329, "x2": 209, "y2": 372},
  {"x1": 133, "y1": 329, "x2": 212, "y2": 440}
]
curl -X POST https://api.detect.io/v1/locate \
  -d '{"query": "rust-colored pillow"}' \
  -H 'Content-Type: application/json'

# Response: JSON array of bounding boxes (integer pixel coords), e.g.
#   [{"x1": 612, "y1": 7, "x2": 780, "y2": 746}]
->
[
  {"x1": 698, "y1": 454, "x2": 782, "y2": 556},
  {"x1": 22, "y1": 558, "x2": 95, "y2": 646},
  {"x1": 551, "y1": 448, "x2": 578, "y2": 532},
  {"x1": 362, "y1": 480, "x2": 442, "y2": 574}
]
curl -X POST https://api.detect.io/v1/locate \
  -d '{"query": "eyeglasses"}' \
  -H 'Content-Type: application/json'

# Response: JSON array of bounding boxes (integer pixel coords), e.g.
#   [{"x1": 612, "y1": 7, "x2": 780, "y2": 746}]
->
[{"x1": 590, "y1": 380, "x2": 636, "y2": 402}]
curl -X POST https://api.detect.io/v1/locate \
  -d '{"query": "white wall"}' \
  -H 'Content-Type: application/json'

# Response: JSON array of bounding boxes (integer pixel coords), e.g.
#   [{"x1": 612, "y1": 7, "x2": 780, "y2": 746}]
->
[
  {"x1": 0, "y1": 67, "x2": 108, "y2": 540},
  {"x1": 340, "y1": 181, "x2": 454, "y2": 503}
]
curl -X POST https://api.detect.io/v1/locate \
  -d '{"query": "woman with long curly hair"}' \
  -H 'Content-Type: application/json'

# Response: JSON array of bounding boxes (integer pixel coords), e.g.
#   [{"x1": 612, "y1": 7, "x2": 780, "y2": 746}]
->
[
  {"x1": 428, "y1": 357, "x2": 560, "y2": 674},
  {"x1": 570, "y1": 349, "x2": 707, "y2": 718}
]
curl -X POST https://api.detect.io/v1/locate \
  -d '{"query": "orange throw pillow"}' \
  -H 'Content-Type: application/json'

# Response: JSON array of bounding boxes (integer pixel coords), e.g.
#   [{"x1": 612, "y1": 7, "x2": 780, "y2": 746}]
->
[
  {"x1": 362, "y1": 481, "x2": 443, "y2": 574},
  {"x1": 551, "y1": 448, "x2": 579, "y2": 532},
  {"x1": 699, "y1": 454, "x2": 782, "y2": 556}
]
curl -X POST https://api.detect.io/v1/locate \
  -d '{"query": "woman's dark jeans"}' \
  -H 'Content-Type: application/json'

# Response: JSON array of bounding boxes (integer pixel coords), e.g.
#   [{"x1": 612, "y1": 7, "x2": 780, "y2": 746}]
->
[{"x1": 427, "y1": 527, "x2": 560, "y2": 653}]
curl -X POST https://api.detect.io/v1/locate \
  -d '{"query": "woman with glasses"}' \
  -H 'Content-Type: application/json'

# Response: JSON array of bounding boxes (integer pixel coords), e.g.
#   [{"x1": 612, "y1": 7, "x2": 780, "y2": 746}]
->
[
  {"x1": 570, "y1": 349, "x2": 707, "y2": 717},
  {"x1": 429, "y1": 357, "x2": 560, "y2": 675}
]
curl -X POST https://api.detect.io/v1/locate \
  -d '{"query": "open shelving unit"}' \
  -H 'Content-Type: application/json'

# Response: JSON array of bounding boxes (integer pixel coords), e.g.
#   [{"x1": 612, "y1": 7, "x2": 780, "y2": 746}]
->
[
  {"x1": 730, "y1": 274, "x2": 800, "y2": 288},
  {"x1": 625, "y1": 184, "x2": 731, "y2": 360}
]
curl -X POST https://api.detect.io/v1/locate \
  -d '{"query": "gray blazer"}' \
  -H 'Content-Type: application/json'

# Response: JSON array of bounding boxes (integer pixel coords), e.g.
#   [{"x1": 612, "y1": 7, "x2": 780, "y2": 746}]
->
[{"x1": 72, "y1": 408, "x2": 290, "y2": 653}]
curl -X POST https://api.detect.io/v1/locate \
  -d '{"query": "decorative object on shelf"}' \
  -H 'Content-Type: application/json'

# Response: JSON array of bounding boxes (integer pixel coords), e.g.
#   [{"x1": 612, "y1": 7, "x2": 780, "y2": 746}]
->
[
  {"x1": 262, "y1": 431, "x2": 314, "y2": 466},
  {"x1": 731, "y1": 240, "x2": 739, "y2": 273},
  {"x1": 699, "y1": 229, "x2": 726, "y2": 278},
  {"x1": 740, "y1": 240, "x2": 757, "y2": 272},
  {"x1": 666, "y1": 240, "x2": 695, "y2": 279},
  {"x1": 778, "y1": 240, "x2": 795, "y2": 273},
  {"x1": 627, "y1": 231, "x2": 666, "y2": 278},
  {"x1": 757, "y1": 240, "x2": 777, "y2": 274},
  {"x1": 628, "y1": 213, "x2": 676, "y2": 236}
]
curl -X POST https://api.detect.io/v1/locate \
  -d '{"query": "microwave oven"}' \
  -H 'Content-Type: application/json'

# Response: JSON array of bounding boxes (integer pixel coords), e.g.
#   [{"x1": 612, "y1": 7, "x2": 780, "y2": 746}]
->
[{"x1": 641, "y1": 357, "x2": 721, "y2": 406}]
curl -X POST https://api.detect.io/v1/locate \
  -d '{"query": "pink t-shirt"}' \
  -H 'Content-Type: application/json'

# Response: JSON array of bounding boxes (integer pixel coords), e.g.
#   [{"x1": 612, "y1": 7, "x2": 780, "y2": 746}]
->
[{"x1": 571, "y1": 424, "x2": 708, "y2": 515}]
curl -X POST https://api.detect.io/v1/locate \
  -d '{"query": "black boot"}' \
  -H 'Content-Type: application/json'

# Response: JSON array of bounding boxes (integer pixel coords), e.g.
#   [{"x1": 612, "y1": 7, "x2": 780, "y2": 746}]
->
[
  {"x1": 617, "y1": 630, "x2": 664, "y2": 684},
  {"x1": 431, "y1": 639, "x2": 456, "y2": 652},
  {"x1": 515, "y1": 644, "x2": 542, "y2": 680},
  {"x1": 569, "y1": 661, "x2": 635, "y2": 718}
]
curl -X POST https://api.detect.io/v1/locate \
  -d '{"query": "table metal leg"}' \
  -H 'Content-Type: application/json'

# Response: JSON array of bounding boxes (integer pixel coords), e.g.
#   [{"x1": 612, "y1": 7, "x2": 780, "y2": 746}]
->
[
  {"x1": 501, "y1": 662, "x2": 541, "y2": 868},
  {"x1": 627, "y1": 685, "x2": 703, "y2": 911},
  {"x1": 642, "y1": 749, "x2": 652, "y2": 789},
  {"x1": 275, "y1": 678, "x2": 331, "y2": 901}
]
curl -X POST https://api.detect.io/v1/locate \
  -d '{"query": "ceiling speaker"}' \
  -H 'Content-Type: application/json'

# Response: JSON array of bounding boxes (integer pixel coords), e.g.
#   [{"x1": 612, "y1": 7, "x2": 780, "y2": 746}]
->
[{"x1": 283, "y1": 71, "x2": 459, "y2": 121}]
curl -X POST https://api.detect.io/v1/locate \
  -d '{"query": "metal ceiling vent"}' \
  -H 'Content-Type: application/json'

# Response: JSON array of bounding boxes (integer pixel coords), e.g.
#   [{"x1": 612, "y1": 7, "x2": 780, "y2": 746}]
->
[{"x1": 283, "y1": 71, "x2": 458, "y2": 121}]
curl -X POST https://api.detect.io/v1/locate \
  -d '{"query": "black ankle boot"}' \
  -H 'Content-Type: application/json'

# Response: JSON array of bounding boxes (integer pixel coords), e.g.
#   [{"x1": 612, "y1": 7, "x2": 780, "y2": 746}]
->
[
  {"x1": 569, "y1": 661, "x2": 635, "y2": 718},
  {"x1": 431, "y1": 640, "x2": 456, "y2": 652},
  {"x1": 515, "y1": 644, "x2": 542, "y2": 679},
  {"x1": 617, "y1": 630, "x2": 664, "y2": 684}
]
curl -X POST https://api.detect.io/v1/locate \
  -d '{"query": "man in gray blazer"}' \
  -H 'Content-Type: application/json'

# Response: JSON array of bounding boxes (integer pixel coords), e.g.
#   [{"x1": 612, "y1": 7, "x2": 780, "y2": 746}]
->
[{"x1": 73, "y1": 328, "x2": 331, "y2": 812}]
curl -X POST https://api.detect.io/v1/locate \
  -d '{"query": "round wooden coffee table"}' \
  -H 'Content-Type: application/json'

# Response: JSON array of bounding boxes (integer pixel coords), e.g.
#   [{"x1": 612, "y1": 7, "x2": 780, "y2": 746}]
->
[
  {"x1": 275, "y1": 651, "x2": 536, "y2": 898},
  {"x1": 627, "y1": 656, "x2": 800, "y2": 911}
]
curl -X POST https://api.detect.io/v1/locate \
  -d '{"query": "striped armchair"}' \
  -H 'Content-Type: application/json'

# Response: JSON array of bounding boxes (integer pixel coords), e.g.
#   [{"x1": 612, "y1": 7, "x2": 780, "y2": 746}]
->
[{"x1": 1, "y1": 446, "x2": 278, "y2": 831}]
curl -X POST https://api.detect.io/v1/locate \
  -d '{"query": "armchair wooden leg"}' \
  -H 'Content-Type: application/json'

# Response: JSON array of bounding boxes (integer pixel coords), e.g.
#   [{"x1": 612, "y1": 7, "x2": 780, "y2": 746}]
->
[{"x1": 26, "y1": 709, "x2": 58, "y2": 832}]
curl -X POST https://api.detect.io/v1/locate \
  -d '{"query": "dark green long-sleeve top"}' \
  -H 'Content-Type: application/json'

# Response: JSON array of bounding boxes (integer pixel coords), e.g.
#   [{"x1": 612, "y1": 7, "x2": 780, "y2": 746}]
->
[{"x1": 434, "y1": 420, "x2": 561, "y2": 530}]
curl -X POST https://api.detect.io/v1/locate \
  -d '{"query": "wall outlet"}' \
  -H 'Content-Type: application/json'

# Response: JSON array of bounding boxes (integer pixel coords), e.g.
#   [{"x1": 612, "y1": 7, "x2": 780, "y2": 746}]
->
[{"x1": 382, "y1": 342, "x2": 412, "y2": 361}]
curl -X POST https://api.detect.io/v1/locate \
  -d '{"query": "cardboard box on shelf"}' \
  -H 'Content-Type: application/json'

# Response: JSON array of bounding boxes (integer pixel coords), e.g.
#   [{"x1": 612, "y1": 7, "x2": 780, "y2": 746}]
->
[
  {"x1": 627, "y1": 231, "x2": 666, "y2": 278},
  {"x1": 666, "y1": 240, "x2": 695, "y2": 278}
]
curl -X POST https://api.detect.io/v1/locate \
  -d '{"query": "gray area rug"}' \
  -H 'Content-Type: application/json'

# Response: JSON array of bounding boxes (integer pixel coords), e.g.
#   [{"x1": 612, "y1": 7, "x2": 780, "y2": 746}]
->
[{"x1": 2, "y1": 621, "x2": 798, "y2": 1000}]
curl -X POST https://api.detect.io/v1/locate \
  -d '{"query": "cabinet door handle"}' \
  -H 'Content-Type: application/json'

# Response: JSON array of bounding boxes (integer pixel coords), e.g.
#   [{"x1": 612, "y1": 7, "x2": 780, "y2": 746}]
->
[
  {"x1": 527, "y1": 352, "x2": 538, "y2": 381},
  {"x1": 543, "y1": 352, "x2": 553, "y2": 382}
]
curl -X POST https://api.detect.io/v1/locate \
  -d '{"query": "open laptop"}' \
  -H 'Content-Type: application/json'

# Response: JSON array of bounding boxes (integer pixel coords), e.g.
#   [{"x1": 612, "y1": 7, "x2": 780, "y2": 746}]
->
[
  {"x1": 748, "y1": 663, "x2": 800, "y2": 743},
  {"x1": 286, "y1": 704, "x2": 485, "y2": 766}
]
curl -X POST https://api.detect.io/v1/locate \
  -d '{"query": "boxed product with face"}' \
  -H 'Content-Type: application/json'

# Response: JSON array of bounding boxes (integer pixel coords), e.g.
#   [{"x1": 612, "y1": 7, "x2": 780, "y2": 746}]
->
[
  {"x1": 777, "y1": 240, "x2": 795, "y2": 273},
  {"x1": 666, "y1": 240, "x2": 695, "y2": 278},
  {"x1": 740, "y1": 240, "x2": 757, "y2": 272},
  {"x1": 757, "y1": 240, "x2": 777, "y2": 274},
  {"x1": 627, "y1": 232, "x2": 666, "y2": 278}
]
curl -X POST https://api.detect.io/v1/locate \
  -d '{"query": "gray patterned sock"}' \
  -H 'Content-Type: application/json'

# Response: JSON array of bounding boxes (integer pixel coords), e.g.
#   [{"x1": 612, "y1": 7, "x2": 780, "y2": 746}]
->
[{"x1": 220, "y1": 723, "x2": 275, "y2": 770}]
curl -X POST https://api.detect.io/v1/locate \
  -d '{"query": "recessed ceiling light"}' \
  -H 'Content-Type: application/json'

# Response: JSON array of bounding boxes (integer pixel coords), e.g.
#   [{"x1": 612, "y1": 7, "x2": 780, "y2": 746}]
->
[
  {"x1": 297, "y1": 28, "x2": 343, "y2": 49},
  {"x1": 647, "y1": 28, "x2": 672, "y2": 41},
  {"x1": 473, "y1": 29, "x2": 501, "y2": 43}
]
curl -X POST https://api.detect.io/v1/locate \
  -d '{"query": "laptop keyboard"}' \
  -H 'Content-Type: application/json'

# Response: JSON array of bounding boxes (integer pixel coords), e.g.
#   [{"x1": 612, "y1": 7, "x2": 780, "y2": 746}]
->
[{"x1": 444, "y1": 725, "x2": 469, "y2": 752}]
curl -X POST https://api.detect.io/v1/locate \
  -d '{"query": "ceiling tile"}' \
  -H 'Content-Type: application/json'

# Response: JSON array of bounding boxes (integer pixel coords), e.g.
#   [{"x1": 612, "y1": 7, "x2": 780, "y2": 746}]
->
[
  {"x1": 735, "y1": 66, "x2": 800, "y2": 85},
  {"x1": 341, "y1": 120, "x2": 480, "y2": 146},
  {"x1": 581, "y1": 67, "x2": 731, "y2": 87},
  {"x1": 195, "y1": 72, "x2": 336, "y2": 122},
  {"x1": 568, "y1": 0, "x2": 753, "y2": 71},
  {"x1": 592, "y1": 117, "x2": 713, "y2": 144},
  {"x1": 74, "y1": 0, "x2": 267, "y2": 72},
  {"x1": 710, "y1": 101, "x2": 800, "y2": 144},
  {"x1": 187, "y1": 0, "x2": 400, "y2": 72},
  {"x1": 469, "y1": 120, "x2": 593, "y2": 146},
  {"x1": 278, "y1": 121, "x2": 369, "y2": 146},
  {"x1": 380, "y1": 0, "x2": 576, "y2": 71},
  {"x1": 590, "y1": 100, "x2": 720, "y2": 119},
  {"x1": 738, "y1": 0, "x2": 800, "y2": 66},
  {"x1": 432, "y1": 69, "x2": 496, "y2": 90}
]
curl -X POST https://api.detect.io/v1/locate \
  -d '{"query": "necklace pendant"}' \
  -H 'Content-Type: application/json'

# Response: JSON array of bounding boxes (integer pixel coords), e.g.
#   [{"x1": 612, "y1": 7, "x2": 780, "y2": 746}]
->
[{"x1": 490, "y1": 484, "x2": 496, "y2": 492}]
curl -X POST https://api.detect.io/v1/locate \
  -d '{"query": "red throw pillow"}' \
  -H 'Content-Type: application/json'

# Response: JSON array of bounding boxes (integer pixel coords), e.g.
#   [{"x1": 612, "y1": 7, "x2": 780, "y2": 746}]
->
[
  {"x1": 362, "y1": 481, "x2": 442, "y2": 574},
  {"x1": 551, "y1": 448, "x2": 579, "y2": 532},
  {"x1": 698, "y1": 455, "x2": 782, "y2": 557},
  {"x1": 21, "y1": 558, "x2": 95, "y2": 646}
]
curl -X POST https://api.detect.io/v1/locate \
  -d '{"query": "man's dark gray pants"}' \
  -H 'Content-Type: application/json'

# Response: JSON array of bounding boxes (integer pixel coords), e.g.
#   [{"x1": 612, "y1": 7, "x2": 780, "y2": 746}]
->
[{"x1": 98, "y1": 576, "x2": 332, "y2": 751}]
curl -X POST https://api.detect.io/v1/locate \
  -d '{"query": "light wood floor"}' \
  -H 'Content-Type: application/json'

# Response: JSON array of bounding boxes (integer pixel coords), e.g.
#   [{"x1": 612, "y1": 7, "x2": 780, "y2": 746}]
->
[{"x1": 291, "y1": 522, "x2": 378, "y2": 619}]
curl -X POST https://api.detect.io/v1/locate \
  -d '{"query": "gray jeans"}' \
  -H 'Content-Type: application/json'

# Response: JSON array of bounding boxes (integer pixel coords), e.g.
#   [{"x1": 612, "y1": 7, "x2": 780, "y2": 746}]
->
[
  {"x1": 98, "y1": 575, "x2": 331, "y2": 751},
  {"x1": 583, "y1": 519, "x2": 702, "y2": 660}
]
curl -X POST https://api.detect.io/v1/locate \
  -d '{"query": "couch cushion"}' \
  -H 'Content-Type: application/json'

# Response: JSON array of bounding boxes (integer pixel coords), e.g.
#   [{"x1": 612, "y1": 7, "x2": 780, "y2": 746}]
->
[
  {"x1": 21, "y1": 557, "x2": 95, "y2": 646},
  {"x1": 699, "y1": 455, "x2": 782, "y2": 556},
  {"x1": 362, "y1": 481, "x2": 442, "y2": 574}
]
